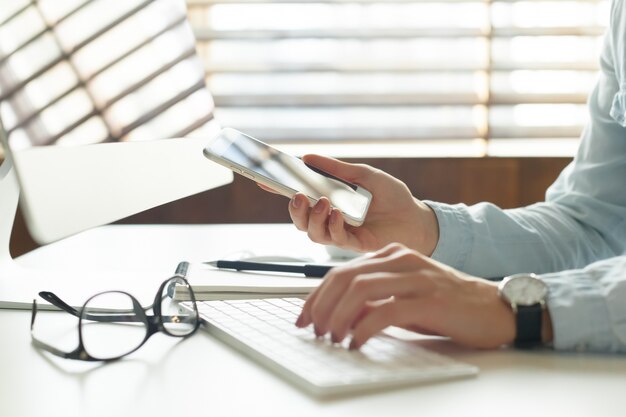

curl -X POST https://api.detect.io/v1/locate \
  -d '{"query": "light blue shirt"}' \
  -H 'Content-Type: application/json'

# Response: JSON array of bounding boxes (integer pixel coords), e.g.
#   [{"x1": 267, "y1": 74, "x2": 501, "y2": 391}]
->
[{"x1": 426, "y1": 0, "x2": 626, "y2": 353}]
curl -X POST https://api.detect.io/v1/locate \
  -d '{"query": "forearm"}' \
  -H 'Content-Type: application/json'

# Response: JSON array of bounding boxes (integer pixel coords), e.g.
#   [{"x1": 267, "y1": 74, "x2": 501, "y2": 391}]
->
[
  {"x1": 423, "y1": 3, "x2": 626, "y2": 279},
  {"x1": 425, "y1": 200, "x2": 624, "y2": 278}
]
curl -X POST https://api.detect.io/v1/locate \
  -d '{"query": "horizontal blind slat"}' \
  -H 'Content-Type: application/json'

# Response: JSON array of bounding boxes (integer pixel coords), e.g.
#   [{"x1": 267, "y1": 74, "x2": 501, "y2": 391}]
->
[
  {"x1": 216, "y1": 126, "x2": 585, "y2": 142},
  {"x1": 201, "y1": 63, "x2": 600, "y2": 73},
  {"x1": 212, "y1": 93, "x2": 590, "y2": 106},
  {"x1": 192, "y1": 27, "x2": 605, "y2": 40}
]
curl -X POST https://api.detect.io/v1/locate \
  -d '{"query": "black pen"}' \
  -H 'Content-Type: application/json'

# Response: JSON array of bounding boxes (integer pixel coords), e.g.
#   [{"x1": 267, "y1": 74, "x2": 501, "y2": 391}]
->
[{"x1": 204, "y1": 260, "x2": 334, "y2": 278}]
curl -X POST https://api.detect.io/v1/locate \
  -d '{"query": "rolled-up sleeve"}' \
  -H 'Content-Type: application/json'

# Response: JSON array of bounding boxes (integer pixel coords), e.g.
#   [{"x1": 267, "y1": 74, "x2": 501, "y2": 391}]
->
[
  {"x1": 542, "y1": 256, "x2": 626, "y2": 353},
  {"x1": 427, "y1": 0, "x2": 626, "y2": 279},
  {"x1": 423, "y1": 201, "x2": 473, "y2": 269}
]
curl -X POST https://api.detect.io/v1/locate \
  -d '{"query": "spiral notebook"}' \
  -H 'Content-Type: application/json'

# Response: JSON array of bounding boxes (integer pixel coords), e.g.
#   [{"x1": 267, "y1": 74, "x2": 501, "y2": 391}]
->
[{"x1": 172, "y1": 261, "x2": 321, "y2": 301}]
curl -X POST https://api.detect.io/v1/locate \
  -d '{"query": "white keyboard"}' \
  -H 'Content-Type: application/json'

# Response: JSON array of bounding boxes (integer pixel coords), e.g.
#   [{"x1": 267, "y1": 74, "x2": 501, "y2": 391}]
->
[{"x1": 184, "y1": 298, "x2": 478, "y2": 397}]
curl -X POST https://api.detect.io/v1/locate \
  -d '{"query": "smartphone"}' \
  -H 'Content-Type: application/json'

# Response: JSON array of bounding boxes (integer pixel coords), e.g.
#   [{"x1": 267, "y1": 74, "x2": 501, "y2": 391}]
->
[{"x1": 203, "y1": 128, "x2": 372, "y2": 226}]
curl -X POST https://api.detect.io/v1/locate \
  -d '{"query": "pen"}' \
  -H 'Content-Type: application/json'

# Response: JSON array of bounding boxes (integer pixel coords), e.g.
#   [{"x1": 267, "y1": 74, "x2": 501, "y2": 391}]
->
[{"x1": 204, "y1": 260, "x2": 334, "y2": 278}]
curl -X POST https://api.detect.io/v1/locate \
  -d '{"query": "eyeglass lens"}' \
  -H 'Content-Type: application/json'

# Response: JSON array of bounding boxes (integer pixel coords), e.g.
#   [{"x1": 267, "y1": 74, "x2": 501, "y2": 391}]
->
[{"x1": 80, "y1": 291, "x2": 148, "y2": 360}]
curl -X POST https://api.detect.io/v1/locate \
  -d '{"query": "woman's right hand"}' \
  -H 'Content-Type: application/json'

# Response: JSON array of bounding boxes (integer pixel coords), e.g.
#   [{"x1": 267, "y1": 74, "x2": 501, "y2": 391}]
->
[{"x1": 263, "y1": 154, "x2": 440, "y2": 255}]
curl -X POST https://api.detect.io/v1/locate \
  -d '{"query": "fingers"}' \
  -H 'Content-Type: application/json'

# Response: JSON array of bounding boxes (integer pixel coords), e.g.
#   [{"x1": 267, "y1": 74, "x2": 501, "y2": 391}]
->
[
  {"x1": 302, "y1": 283, "x2": 433, "y2": 351},
  {"x1": 295, "y1": 251, "x2": 377, "y2": 330},
  {"x1": 295, "y1": 289, "x2": 320, "y2": 328},
  {"x1": 328, "y1": 271, "x2": 431, "y2": 344},
  {"x1": 327, "y1": 208, "x2": 347, "y2": 245},
  {"x1": 288, "y1": 193, "x2": 329, "y2": 230},
  {"x1": 288, "y1": 193, "x2": 311, "y2": 231},
  {"x1": 296, "y1": 246, "x2": 409, "y2": 331},
  {"x1": 293, "y1": 203, "x2": 359, "y2": 249},
  {"x1": 288, "y1": 155, "x2": 378, "y2": 250},
  {"x1": 289, "y1": 195, "x2": 335, "y2": 245},
  {"x1": 306, "y1": 197, "x2": 332, "y2": 244},
  {"x1": 349, "y1": 298, "x2": 421, "y2": 350},
  {"x1": 296, "y1": 248, "x2": 427, "y2": 333},
  {"x1": 296, "y1": 266, "x2": 357, "y2": 334},
  {"x1": 328, "y1": 208, "x2": 362, "y2": 250}
]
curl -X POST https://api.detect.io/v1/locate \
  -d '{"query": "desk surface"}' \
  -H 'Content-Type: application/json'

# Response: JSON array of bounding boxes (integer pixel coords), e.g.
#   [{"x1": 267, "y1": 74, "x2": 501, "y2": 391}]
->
[{"x1": 2, "y1": 224, "x2": 625, "y2": 417}]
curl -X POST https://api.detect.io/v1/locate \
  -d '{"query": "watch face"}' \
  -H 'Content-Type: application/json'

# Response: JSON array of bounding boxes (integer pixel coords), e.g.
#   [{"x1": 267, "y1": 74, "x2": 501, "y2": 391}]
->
[{"x1": 500, "y1": 274, "x2": 548, "y2": 306}]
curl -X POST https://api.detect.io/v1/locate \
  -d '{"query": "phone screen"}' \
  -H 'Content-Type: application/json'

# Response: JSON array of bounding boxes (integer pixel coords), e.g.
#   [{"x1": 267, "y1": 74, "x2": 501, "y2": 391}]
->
[{"x1": 208, "y1": 129, "x2": 371, "y2": 221}]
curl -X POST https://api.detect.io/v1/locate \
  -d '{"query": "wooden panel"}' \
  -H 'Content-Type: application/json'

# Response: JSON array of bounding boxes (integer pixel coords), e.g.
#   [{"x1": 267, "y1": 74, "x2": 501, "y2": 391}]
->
[
  {"x1": 518, "y1": 158, "x2": 572, "y2": 204},
  {"x1": 9, "y1": 157, "x2": 572, "y2": 257}
]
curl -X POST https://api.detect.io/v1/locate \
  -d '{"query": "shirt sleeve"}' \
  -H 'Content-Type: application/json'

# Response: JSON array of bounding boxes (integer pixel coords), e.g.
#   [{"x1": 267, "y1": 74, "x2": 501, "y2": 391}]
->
[
  {"x1": 423, "y1": 0, "x2": 626, "y2": 352},
  {"x1": 542, "y1": 256, "x2": 626, "y2": 353},
  {"x1": 425, "y1": 0, "x2": 626, "y2": 279}
]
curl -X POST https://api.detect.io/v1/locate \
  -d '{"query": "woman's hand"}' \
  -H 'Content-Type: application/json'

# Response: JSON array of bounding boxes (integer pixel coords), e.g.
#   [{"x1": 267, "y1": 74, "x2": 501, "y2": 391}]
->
[
  {"x1": 260, "y1": 154, "x2": 439, "y2": 255},
  {"x1": 295, "y1": 243, "x2": 518, "y2": 350}
]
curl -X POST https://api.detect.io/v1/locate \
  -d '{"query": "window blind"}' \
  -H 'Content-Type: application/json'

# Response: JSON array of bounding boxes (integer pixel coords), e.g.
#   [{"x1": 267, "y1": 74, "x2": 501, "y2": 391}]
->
[
  {"x1": 187, "y1": 0, "x2": 609, "y2": 156},
  {"x1": 0, "y1": 0, "x2": 217, "y2": 151}
]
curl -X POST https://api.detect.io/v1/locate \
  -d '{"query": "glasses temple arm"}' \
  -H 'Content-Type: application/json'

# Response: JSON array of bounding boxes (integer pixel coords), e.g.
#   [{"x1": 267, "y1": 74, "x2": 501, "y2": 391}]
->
[
  {"x1": 30, "y1": 333, "x2": 80, "y2": 359},
  {"x1": 39, "y1": 291, "x2": 151, "y2": 323},
  {"x1": 38, "y1": 291, "x2": 80, "y2": 317},
  {"x1": 30, "y1": 300, "x2": 86, "y2": 360}
]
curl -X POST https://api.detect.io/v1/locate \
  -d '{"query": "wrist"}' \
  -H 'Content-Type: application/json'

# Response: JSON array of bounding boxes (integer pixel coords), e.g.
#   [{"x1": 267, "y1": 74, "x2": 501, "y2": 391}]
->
[
  {"x1": 498, "y1": 273, "x2": 550, "y2": 348},
  {"x1": 464, "y1": 278, "x2": 516, "y2": 348},
  {"x1": 415, "y1": 198, "x2": 439, "y2": 256},
  {"x1": 491, "y1": 283, "x2": 517, "y2": 346},
  {"x1": 497, "y1": 297, "x2": 553, "y2": 347}
]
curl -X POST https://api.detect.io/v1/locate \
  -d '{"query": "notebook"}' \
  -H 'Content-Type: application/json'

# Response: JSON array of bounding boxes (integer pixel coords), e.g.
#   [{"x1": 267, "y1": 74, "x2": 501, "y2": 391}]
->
[{"x1": 172, "y1": 261, "x2": 321, "y2": 301}]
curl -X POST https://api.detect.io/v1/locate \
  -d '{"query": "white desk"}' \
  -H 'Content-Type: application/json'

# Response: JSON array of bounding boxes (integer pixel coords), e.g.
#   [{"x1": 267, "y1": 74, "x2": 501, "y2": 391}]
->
[{"x1": 2, "y1": 224, "x2": 625, "y2": 417}]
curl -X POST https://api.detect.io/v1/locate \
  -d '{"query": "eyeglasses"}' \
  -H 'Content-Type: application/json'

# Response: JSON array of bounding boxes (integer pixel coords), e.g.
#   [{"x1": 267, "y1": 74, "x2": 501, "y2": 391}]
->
[{"x1": 30, "y1": 276, "x2": 200, "y2": 361}]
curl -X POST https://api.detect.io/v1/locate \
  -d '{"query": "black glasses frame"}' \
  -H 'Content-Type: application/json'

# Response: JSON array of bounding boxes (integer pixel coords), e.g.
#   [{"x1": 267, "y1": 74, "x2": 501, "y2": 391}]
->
[{"x1": 30, "y1": 276, "x2": 200, "y2": 362}]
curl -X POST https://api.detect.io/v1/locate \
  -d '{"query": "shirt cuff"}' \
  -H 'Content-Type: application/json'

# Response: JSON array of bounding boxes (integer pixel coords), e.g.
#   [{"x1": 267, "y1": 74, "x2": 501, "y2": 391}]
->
[
  {"x1": 422, "y1": 201, "x2": 473, "y2": 270},
  {"x1": 541, "y1": 270, "x2": 617, "y2": 352}
]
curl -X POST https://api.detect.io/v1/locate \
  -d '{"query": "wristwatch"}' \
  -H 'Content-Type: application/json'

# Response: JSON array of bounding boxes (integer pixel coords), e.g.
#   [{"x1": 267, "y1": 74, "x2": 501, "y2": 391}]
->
[{"x1": 498, "y1": 273, "x2": 549, "y2": 349}]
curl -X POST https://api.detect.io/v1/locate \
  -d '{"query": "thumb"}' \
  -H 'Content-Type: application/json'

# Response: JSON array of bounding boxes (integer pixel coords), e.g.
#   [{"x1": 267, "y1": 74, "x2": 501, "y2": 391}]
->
[{"x1": 302, "y1": 154, "x2": 372, "y2": 184}]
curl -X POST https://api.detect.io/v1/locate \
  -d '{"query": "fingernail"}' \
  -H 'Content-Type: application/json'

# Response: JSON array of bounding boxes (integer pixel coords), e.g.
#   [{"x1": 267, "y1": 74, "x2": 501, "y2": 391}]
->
[
  {"x1": 314, "y1": 325, "x2": 324, "y2": 338},
  {"x1": 295, "y1": 314, "x2": 304, "y2": 327},
  {"x1": 331, "y1": 332, "x2": 341, "y2": 344},
  {"x1": 349, "y1": 338, "x2": 360, "y2": 350},
  {"x1": 292, "y1": 196, "x2": 301, "y2": 208}
]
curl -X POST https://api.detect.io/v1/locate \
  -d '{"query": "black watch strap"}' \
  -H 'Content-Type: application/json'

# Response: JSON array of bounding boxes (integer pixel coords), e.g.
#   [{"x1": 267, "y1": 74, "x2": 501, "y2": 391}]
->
[{"x1": 514, "y1": 303, "x2": 543, "y2": 349}]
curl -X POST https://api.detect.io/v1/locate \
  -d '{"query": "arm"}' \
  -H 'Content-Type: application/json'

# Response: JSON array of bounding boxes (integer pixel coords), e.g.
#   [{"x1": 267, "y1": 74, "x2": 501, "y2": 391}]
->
[
  {"x1": 422, "y1": 1, "x2": 626, "y2": 352},
  {"x1": 292, "y1": 1, "x2": 626, "y2": 353},
  {"x1": 296, "y1": 243, "x2": 626, "y2": 353},
  {"x1": 428, "y1": 0, "x2": 626, "y2": 278}
]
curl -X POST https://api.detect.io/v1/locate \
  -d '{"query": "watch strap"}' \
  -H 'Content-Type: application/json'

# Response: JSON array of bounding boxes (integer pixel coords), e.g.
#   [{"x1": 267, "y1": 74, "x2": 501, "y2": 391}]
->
[{"x1": 514, "y1": 303, "x2": 543, "y2": 349}]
